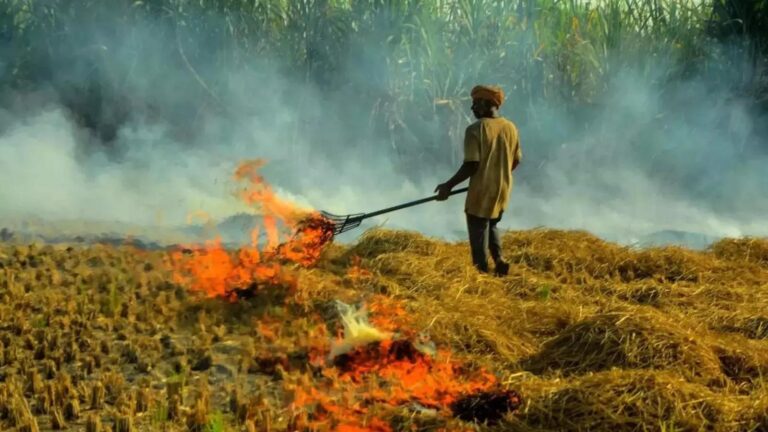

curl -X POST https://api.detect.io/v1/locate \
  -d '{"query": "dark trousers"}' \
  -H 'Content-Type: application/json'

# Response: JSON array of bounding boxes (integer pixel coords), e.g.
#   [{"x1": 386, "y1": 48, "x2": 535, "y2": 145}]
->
[{"x1": 466, "y1": 212, "x2": 504, "y2": 272}]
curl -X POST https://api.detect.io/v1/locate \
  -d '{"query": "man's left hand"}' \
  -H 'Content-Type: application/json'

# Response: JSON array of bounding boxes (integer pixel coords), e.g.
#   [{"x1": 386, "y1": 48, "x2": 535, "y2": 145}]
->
[{"x1": 434, "y1": 183, "x2": 452, "y2": 201}]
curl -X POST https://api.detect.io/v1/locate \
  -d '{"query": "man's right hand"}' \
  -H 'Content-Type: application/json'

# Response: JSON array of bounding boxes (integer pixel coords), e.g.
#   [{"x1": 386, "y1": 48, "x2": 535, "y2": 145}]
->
[{"x1": 434, "y1": 183, "x2": 452, "y2": 201}]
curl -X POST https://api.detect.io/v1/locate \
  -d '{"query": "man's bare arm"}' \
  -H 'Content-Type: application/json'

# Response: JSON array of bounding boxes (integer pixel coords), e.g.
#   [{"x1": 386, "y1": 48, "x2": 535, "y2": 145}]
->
[
  {"x1": 435, "y1": 161, "x2": 479, "y2": 200},
  {"x1": 445, "y1": 161, "x2": 479, "y2": 189}
]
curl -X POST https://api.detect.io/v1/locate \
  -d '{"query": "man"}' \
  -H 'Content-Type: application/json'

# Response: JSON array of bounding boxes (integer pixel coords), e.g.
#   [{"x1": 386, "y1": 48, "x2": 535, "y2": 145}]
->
[{"x1": 435, "y1": 85, "x2": 522, "y2": 276}]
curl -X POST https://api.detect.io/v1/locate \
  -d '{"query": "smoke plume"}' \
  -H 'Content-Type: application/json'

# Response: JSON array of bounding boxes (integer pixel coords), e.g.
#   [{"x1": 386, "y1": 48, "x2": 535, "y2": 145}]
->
[{"x1": 0, "y1": 5, "x2": 766, "y2": 248}]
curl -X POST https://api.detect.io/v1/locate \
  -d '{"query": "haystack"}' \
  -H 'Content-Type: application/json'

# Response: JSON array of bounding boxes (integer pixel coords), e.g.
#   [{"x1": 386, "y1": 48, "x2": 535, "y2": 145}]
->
[
  {"x1": 500, "y1": 229, "x2": 716, "y2": 283},
  {"x1": 520, "y1": 308, "x2": 725, "y2": 386},
  {"x1": 347, "y1": 229, "x2": 440, "y2": 259},
  {"x1": 618, "y1": 247, "x2": 714, "y2": 282},
  {"x1": 501, "y1": 229, "x2": 625, "y2": 281},
  {"x1": 508, "y1": 369, "x2": 742, "y2": 432},
  {"x1": 711, "y1": 237, "x2": 768, "y2": 266},
  {"x1": 709, "y1": 335, "x2": 768, "y2": 391}
]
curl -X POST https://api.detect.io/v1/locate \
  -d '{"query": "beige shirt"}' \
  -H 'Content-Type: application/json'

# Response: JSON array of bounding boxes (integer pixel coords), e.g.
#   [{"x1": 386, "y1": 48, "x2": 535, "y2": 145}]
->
[{"x1": 463, "y1": 117, "x2": 522, "y2": 219}]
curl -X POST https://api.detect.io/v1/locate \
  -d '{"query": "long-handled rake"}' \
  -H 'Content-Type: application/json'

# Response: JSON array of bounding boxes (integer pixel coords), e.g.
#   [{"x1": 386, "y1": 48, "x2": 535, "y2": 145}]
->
[{"x1": 319, "y1": 186, "x2": 469, "y2": 236}]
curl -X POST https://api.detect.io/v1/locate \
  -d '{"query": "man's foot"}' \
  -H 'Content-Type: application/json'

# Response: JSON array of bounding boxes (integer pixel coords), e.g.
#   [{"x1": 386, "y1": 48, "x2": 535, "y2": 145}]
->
[
  {"x1": 494, "y1": 261, "x2": 510, "y2": 277},
  {"x1": 474, "y1": 263, "x2": 490, "y2": 274}
]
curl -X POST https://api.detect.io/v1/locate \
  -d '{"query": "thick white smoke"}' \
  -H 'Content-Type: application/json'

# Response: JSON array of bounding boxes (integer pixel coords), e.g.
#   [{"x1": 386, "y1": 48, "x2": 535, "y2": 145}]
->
[{"x1": 0, "y1": 8, "x2": 766, "y2": 249}]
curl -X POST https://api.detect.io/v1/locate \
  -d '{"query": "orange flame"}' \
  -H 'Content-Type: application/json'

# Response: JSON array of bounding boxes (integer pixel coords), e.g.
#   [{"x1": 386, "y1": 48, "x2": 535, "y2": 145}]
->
[
  {"x1": 288, "y1": 305, "x2": 499, "y2": 430},
  {"x1": 347, "y1": 255, "x2": 373, "y2": 281},
  {"x1": 234, "y1": 159, "x2": 307, "y2": 226},
  {"x1": 367, "y1": 296, "x2": 412, "y2": 334},
  {"x1": 335, "y1": 340, "x2": 497, "y2": 408},
  {"x1": 170, "y1": 159, "x2": 335, "y2": 299},
  {"x1": 289, "y1": 337, "x2": 498, "y2": 429}
]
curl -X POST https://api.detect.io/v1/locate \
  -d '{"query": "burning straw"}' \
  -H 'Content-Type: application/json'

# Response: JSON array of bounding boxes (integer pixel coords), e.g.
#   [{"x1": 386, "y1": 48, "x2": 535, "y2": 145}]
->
[
  {"x1": 169, "y1": 159, "x2": 336, "y2": 300},
  {"x1": 287, "y1": 301, "x2": 522, "y2": 430}
]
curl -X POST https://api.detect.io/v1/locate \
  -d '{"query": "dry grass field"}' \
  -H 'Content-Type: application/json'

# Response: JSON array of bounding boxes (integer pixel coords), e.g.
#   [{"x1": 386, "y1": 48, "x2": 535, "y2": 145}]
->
[{"x1": 2, "y1": 225, "x2": 768, "y2": 431}]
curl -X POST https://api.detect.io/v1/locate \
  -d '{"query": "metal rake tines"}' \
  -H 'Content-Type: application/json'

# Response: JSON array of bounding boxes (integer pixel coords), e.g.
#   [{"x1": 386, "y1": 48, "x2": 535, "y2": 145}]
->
[{"x1": 320, "y1": 211, "x2": 365, "y2": 235}]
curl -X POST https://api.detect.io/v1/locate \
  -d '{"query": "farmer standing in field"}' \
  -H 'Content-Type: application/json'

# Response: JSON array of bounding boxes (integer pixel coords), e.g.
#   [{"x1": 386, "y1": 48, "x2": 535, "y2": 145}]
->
[{"x1": 434, "y1": 85, "x2": 522, "y2": 276}]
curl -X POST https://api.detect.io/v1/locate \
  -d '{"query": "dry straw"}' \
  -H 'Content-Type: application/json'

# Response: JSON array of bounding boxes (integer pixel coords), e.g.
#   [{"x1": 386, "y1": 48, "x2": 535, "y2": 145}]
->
[{"x1": 1, "y1": 228, "x2": 767, "y2": 430}]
